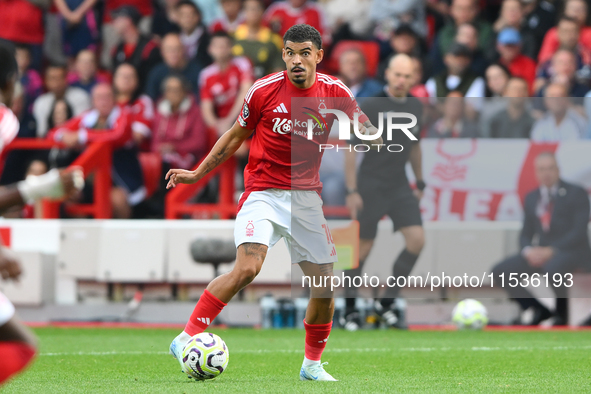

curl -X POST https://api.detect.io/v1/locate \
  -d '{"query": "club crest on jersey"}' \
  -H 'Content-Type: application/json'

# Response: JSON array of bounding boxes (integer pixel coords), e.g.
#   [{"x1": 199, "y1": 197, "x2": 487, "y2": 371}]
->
[{"x1": 272, "y1": 117, "x2": 292, "y2": 134}]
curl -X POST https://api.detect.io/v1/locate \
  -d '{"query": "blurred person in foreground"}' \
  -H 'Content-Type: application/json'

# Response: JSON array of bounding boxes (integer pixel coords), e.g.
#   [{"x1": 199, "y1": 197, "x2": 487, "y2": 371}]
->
[
  {"x1": 0, "y1": 43, "x2": 82, "y2": 386},
  {"x1": 343, "y1": 54, "x2": 425, "y2": 331},
  {"x1": 491, "y1": 152, "x2": 591, "y2": 326}
]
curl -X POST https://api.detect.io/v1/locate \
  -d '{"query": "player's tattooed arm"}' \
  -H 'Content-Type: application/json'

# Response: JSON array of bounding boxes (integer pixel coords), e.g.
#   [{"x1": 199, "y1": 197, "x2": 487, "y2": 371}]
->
[{"x1": 166, "y1": 123, "x2": 254, "y2": 189}]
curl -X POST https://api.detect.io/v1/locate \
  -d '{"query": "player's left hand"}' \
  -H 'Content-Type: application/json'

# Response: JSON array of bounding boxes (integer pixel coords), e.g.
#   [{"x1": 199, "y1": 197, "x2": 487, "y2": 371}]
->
[
  {"x1": 0, "y1": 249, "x2": 21, "y2": 281},
  {"x1": 165, "y1": 169, "x2": 199, "y2": 189}
]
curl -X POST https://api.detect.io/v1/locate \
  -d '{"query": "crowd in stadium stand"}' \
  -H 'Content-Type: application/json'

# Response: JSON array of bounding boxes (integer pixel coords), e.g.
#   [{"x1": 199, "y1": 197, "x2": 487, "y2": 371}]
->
[{"x1": 1, "y1": 0, "x2": 591, "y2": 218}]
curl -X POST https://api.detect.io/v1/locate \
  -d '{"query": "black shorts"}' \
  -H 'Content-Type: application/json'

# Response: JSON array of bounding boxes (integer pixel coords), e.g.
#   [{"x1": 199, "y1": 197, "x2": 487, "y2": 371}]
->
[{"x1": 358, "y1": 186, "x2": 423, "y2": 240}]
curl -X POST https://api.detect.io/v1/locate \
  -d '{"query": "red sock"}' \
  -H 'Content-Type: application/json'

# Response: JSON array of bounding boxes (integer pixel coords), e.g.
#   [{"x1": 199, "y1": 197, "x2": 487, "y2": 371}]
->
[
  {"x1": 303, "y1": 320, "x2": 332, "y2": 361},
  {"x1": 0, "y1": 342, "x2": 36, "y2": 384},
  {"x1": 185, "y1": 290, "x2": 227, "y2": 336}
]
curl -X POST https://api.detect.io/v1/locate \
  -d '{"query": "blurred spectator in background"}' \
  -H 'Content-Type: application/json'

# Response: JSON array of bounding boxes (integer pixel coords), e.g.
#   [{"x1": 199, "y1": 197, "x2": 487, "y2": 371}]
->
[
  {"x1": 536, "y1": 17, "x2": 591, "y2": 90},
  {"x1": 493, "y1": 0, "x2": 536, "y2": 59},
  {"x1": 47, "y1": 98, "x2": 74, "y2": 132},
  {"x1": 369, "y1": 0, "x2": 427, "y2": 41},
  {"x1": 14, "y1": 45, "x2": 43, "y2": 137},
  {"x1": 200, "y1": 32, "x2": 254, "y2": 137},
  {"x1": 409, "y1": 56, "x2": 429, "y2": 101},
  {"x1": 434, "y1": 0, "x2": 495, "y2": 62},
  {"x1": 177, "y1": 0, "x2": 212, "y2": 67},
  {"x1": 194, "y1": 0, "x2": 223, "y2": 27},
  {"x1": 210, "y1": 0, "x2": 244, "y2": 34},
  {"x1": 48, "y1": 83, "x2": 146, "y2": 218},
  {"x1": 426, "y1": 91, "x2": 479, "y2": 138},
  {"x1": 265, "y1": 0, "x2": 329, "y2": 44},
  {"x1": 531, "y1": 83, "x2": 587, "y2": 140},
  {"x1": 496, "y1": 28, "x2": 536, "y2": 92},
  {"x1": 535, "y1": 49, "x2": 589, "y2": 99},
  {"x1": 68, "y1": 50, "x2": 111, "y2": 94},
  {"x1": 488, "y1": 77, "x2": 534, "y2": 138},
  {"x1": 33, "y1": 64, "x2": 91, "y2": 138},
  {"x1": 338, "y1": 49, "x2": 383, "y2": 101},
  {"x1": 233, "y1": 0, "x2": 284, "y2": 80},
  {"x1": 149, "y1": 74, "x2": 209, "y2": 216},
  {"x1": 145, "y1": 33, "x2": 203, "y2": 101},
  {"x1": 321, "y1": 0, "x2": 373, "y2": 42},
  {"x1": 378, "y1": 25, "x2": 425, "y2": 81},
  {"x1": 46, "y1": 98, "x2": 76, "y2": 169},
  {"x1": 454, "y1": 23, "x2": 488, "y2": 76},
  {"x1": 111, "y1": 6, "x2": 162, "y2": 87},
  {"x1": 101, "y1": 0, "x2": 154, "y2": 69},
  {"x1": 492, "y1": 152, "x2": 591, "y2": 326},
  {"x1": 521, "y1": 0, "x2": 555, "y2": 57},
  {"x1": 0, "y1": 0, "x2": 47, "y2": 70},
  {"x1": 54, "y1": 0, "x2": 99, "y2": 61},
  {"x1": 151, "y1": 0, "x2": 181, "y2": 39},
  {"x1": 538, "y1": 0, "x2": 591, "y2": 64},
  {"x1": 426, "y1": 42, "x2": 485, "y2": 99},
  {"x1": 113, "y1": 63, "x2": 154, "y2": 148},
  {"x1": 479, "y1": 63, "x2": 511, "y2": 137}
]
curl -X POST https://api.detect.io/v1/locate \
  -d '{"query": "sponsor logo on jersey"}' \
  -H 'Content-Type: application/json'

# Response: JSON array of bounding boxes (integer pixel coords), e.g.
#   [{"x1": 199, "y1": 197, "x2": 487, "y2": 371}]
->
[
  {"x1": 272, "y1": 117, "x2": 292, "y2": 134},
  {"x1": 242, "y1": 103, "x2": 250, "y2": 119}
]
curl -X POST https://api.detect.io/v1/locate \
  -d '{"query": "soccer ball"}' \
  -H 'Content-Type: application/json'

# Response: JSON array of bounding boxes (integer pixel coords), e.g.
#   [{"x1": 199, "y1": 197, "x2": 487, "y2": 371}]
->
[
  {"x1": 182, "y1": 333, "x2": 229, "y2": 380},
  {"x1": 452, "y1": 299, "x2": 488, "y2": 330}
]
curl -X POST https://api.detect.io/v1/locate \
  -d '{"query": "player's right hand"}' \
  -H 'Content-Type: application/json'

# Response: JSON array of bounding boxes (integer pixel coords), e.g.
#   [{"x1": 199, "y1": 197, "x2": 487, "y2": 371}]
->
[
  {"x1": 346, "y1": 192, "x2": 363, "y2": 220},
  {"x1": 0, "y1": 249, "x2": 22, "y2": 281},
  {"x1": 165, "y1": 169, "x2": 198, "y2": 189}
]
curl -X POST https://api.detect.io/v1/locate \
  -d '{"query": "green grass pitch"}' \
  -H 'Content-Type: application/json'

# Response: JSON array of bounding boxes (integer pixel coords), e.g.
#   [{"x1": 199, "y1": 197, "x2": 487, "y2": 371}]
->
[{"x1": 4, "y1": 326, "x2": 591, "y2": 393}]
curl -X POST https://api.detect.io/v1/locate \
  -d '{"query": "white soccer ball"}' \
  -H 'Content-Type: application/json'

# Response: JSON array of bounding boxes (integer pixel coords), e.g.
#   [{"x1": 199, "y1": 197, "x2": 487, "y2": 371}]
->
[
  {"x1": 182, "y1": 332, "x2": 229, "y2": 380},
  {"x1": 452, "y1": 299, "x2": 488, "y2": 330}
]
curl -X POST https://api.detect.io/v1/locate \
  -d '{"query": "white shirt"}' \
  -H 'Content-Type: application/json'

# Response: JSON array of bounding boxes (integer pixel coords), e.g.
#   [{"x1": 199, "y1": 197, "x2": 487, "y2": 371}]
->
[
  {"x1": 530, "y1": 108, "x2": 587, "y2": 141},
  {"x1": 33, "y1": 87, "x2": 91, "y2": 137}
]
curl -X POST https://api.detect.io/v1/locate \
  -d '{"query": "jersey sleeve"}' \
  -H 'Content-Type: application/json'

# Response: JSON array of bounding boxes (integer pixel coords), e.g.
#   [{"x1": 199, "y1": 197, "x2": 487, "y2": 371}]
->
[
  {"x1": 0, "y1": 106, "x2": 19, "y2": 151},
  {"x1": 237, "y1": 83, "x2": 262, "y2": 130}
]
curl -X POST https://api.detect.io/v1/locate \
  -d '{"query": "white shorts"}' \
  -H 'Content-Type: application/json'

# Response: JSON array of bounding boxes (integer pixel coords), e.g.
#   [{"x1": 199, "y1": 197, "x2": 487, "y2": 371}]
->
[
  {"x1": 0, "y1": 291, "x2": 15, "y2": 326},
  {"x1": 235, "y1": 189, "x2": 337, "y2": 265}
]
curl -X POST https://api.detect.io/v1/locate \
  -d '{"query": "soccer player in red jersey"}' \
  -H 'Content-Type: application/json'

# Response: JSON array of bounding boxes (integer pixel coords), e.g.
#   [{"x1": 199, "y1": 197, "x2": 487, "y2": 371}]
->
[
  {"x1": 0, "y1": 44, "x2": 83, "y2": 386},
  {"x1": 166, "y1": 24, "x2": 379, "y2": 381}
]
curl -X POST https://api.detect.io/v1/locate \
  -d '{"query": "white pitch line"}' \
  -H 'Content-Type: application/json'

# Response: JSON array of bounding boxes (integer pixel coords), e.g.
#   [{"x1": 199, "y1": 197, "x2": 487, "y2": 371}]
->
[{"x1": 40, "y1": 345, "x2": 591, "y2": 357}]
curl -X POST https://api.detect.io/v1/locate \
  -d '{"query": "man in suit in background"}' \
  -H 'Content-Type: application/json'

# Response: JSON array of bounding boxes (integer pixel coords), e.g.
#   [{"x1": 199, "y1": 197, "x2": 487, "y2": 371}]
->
[{"x1": 492, "y1": 152, "x2": 591, "y2": 326}]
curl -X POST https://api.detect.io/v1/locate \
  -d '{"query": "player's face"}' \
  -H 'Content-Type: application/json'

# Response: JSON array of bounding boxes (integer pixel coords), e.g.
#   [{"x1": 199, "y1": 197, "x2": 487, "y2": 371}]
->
[{"x1": 283, "y1": 41, "x2": 323, "y2": 87}]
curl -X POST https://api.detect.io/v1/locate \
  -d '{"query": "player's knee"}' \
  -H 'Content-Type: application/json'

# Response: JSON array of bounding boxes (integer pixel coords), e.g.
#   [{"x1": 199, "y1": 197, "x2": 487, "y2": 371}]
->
[{"x1": 404, "y1": 228, "x2": 425, "y2": 254}]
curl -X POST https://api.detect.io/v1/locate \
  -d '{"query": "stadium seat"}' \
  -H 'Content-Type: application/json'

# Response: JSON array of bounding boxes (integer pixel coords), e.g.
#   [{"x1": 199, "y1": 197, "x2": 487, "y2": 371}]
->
[
  {"x1": 328, "y1": 40, "x2": 380, "y2": 77},
  {"x1": 139, "y1": 152, "x2": 162, "y2": 198}
]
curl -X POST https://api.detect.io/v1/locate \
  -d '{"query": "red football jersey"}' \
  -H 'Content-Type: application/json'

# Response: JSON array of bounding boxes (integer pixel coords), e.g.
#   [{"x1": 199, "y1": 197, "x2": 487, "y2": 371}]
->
[
  {"x1": 264, "y1": 1, "x2": 329, "y2": 43},
  {"x1": 0, "y1": 104, "x2": 19, "y2": 152},
  {"x1": 199, "y1": 57, "x2": 254, "y2": 118},
  {"x1": 237, "y1": 71, "x2": 368, "y2": 193}
]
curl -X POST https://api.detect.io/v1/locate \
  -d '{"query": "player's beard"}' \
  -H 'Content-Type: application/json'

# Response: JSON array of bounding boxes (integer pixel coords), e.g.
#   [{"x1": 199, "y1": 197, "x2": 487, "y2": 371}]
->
[{"x1": 290, "y1": 67, "x2": 306, "y2": 84}]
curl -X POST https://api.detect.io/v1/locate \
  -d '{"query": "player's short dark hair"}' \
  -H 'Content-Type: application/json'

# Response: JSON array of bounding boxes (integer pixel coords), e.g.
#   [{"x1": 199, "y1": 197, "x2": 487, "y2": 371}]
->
[
  {"x1": 283, "y1": 24, "x2": 322, "y2": 50},
  {"x1": 0, "y1": 43, "x2": 18, "y2": 90},
  {"x1": 176, "y1": 0, "x2": 202, "y2": 17}
]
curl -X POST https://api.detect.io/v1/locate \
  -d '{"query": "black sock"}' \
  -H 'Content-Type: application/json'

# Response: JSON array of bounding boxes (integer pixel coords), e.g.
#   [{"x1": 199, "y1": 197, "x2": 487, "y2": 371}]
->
[
  {"x1": 555, "y1": 298, "x2": 568, "y2": 322},
  {"x1": 381, "y1": 249, "x2": 419, "y2": 308},
  {"x1": 343, "y1": 261, "x2": 365, "y2": 314}
]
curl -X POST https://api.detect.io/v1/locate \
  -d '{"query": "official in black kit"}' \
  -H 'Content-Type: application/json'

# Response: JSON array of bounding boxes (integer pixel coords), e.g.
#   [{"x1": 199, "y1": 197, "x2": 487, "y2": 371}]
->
[{"x1": 342, "y1": 54, "x2": 425, "y2": 331}]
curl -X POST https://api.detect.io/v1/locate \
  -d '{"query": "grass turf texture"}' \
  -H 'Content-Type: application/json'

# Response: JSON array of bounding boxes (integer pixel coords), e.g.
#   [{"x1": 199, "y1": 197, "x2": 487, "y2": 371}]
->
[{"x1": 4, "y1": 327, "x2": 591, "y2": 393}]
